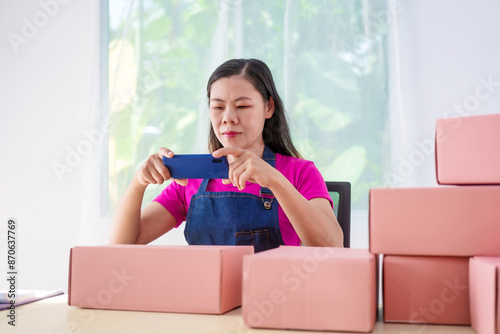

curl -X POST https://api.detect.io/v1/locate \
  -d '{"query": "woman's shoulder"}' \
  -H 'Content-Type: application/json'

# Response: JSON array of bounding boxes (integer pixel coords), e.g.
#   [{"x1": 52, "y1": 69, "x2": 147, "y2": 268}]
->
[
  {"x1": 275, "y1": 153, "x2": 316, "y2": 172},
  {"x1": 275, "y1": 153, "x2": 323, "y2": 186},
  {"x1": 275, "y1": 153, "x2": 328, "y2": 199}
]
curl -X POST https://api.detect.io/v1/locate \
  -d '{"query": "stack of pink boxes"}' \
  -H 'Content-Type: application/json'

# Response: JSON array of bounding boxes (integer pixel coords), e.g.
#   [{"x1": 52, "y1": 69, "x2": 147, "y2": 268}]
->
[
  {"x1": 370, "y1": 114, "x2": 500, "y2": 333},
  {"x1": 68, "y1": 114, "x2": 500, "y2": 333}
]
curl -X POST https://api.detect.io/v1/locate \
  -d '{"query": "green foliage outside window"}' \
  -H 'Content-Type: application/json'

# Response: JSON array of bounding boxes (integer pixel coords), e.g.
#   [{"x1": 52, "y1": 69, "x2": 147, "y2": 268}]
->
[{"x1": 108, "y1": 0, "x2": 389, "y2": 211}]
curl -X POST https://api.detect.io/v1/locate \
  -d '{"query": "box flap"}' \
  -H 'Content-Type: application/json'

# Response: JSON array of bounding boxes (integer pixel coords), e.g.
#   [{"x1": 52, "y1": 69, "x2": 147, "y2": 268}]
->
[
  {"x1": 470, "y1": 257, "x2": 498, "y2": 334},
  {"x1": 497, "y1": 267, "x2": 499, "y2": 334},
  {"x1": 67, "y1": 248, "x2": 73, "y2": 306},
  {"x1": 435, "y1": 120, "x2": 441, "y2": 184},
  {"x1": 220, "y1": 246, "x2": 253, "y2": 314}
]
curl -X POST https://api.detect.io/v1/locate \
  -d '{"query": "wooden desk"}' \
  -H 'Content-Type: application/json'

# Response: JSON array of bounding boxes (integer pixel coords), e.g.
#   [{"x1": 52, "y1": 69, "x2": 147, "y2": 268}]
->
[{"x1": 0, "y1": 295, "x2": 475, "y2": 334}]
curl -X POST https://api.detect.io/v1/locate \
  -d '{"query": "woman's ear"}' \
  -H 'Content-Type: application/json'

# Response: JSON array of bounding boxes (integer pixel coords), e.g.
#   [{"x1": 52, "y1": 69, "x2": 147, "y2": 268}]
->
[{"x1": 265, "y1": 96, "x2": 275, "y2": 119}]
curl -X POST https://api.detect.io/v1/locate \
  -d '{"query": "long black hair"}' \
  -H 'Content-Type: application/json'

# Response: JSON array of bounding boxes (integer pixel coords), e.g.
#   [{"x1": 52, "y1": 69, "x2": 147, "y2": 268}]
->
[{"x1": 206, "y1": 58, "x2": 302, "y2": 159}]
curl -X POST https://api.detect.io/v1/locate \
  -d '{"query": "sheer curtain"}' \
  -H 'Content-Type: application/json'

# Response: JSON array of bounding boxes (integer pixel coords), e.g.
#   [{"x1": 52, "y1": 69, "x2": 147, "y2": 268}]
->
[
  {"x1": 79, "y1": 0, "x2": 500, "y2": 248},
  {"x1": 90, "y1": 0, "x2": 391, "y2": 247}
]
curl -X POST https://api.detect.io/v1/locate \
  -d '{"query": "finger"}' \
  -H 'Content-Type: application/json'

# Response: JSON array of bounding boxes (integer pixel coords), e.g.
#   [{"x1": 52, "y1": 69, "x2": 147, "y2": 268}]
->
[
  {"x1": 153, "y1": 156, "x2": 172, "y2": 181},
  {"x1": 235, "y1": 173, "x2": 245, "y2": 191},
  {"x1": 227, "y1": 163, "x2": 238, "y2": 188},
  {"x1": 212, "y1": 146, "x2": 245, "y2": 159},
  {"x1": 229, "y1": 158, "x2": 248, "y2": 189},
  {"x1": 227, "y1": 154, "x2": 245, "y2": 172},
  {"x1": 148, "y1": 165, "x2": 166, "y2": 184},
  {"x1": 225, "y1": 151, "x2": 246, "y2": 185},
  {"x1": 229, "y1": 166, "x2": 241, "y2": 190},
  {"x1": 158, "y1": 147, "x2": 174, "y2": 159},
  {"x1": 237, "y1": 167, "x2": 253, "y2": 190},
  {"x1": 229, "y1": 167, "x2": 245, "y2": 191},
  {"x1": 140, "y1": 169, "x2": 157, "y2": 185},
  {"x1": 221, "y1": 179, "x2": 232, "y2": 185},
  {"x1": 232, "y1": 158, "x2": 251, "y2": 189}
]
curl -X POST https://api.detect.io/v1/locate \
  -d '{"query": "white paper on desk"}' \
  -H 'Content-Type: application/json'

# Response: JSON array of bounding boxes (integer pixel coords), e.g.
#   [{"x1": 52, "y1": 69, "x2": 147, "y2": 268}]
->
[{"x1": 0, "y1": 289, "x2": 64, "y2": 310}]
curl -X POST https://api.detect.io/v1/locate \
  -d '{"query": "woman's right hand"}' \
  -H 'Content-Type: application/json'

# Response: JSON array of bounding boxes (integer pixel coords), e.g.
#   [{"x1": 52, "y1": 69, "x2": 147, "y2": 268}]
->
[{"x1": 134, "y1": 147, "x2": 188, "y2": 186}]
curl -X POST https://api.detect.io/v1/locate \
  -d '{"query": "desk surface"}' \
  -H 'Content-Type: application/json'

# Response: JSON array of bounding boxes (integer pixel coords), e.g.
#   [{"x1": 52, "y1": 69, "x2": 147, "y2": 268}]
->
[{"x1": 0, "y1": 295, "x2": 475, "y2": 334}]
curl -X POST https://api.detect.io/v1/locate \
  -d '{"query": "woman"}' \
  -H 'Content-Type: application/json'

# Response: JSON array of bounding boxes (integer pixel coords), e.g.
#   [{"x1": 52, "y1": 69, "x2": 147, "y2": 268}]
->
[{"x1": 110, "y1": 58, "x2": 343, "y2": 251}]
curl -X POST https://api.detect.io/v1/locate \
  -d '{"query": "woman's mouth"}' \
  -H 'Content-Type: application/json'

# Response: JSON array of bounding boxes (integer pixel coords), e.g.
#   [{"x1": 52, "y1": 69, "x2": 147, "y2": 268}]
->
[{"x1": 222, "y1": 131, "x2": 241, "y2": 138}]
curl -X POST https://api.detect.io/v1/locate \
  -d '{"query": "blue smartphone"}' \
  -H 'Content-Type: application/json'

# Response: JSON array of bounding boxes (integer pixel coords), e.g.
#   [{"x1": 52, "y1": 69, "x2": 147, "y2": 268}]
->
[{"x1": 162, "y1": 154, "x2": 229, "y2": 179}]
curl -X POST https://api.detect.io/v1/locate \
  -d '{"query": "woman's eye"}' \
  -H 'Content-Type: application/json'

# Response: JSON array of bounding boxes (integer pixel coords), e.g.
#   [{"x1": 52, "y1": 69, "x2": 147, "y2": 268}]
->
[{"x1": 237, "y1": 105, "x2": 249, "y2": 109}]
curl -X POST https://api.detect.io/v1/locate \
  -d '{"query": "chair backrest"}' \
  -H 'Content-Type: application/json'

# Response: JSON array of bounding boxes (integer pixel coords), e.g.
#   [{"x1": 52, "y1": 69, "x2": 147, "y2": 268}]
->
[{"x1": 325, "y1": 181, "x2": 351, "y2": 248}]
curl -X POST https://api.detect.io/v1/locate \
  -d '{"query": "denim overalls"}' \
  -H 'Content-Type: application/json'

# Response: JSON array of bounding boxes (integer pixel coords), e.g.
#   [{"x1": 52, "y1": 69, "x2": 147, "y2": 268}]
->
[{"x1": 184, "y1": 146, "x2": 284, "y2": 252}]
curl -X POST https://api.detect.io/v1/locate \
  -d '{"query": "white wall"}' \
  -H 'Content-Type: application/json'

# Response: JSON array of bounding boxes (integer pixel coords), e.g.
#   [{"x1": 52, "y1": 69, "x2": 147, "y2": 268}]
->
[
  {"x1": 0, "y1": 0, "x2": 100, "y2": 291},
  {"x1": 388, "y1": 0, "x2": 500, "y2": 188}
]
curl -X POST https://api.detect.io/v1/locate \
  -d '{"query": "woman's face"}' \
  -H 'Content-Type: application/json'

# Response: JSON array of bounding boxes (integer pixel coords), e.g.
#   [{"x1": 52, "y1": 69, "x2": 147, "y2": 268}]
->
[{"x1": 209, "y1": 75, "x2": 274, "y2": 156}]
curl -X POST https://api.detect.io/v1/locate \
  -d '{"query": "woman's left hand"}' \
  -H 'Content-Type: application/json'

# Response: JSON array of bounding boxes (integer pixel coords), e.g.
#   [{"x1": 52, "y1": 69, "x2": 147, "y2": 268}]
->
[{"x1": 212, "y1": 147, "x2": 280, "y2": 191}]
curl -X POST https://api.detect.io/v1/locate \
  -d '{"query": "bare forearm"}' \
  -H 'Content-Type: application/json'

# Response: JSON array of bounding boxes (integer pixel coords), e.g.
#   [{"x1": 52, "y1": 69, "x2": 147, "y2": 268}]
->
[
  {"x1": 269, "y1": 175, "x2": 343, "y2": 247},
  {"x1": 109, "y1": 178, "x2": 148, "y2": 244}
]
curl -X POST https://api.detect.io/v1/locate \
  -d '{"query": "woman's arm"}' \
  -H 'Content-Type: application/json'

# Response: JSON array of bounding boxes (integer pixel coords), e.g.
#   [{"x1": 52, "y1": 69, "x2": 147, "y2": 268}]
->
[
  {"x1": 267, "y1": 175, "x2": 343, "y2": 247},
  {"x1": 109, "y1": 147, "x2": 184, "y2": 244},
  {"x1": 109, "y1": 179, "x2": 178, "y2": 244},
  {"x1": 213, "y1": 147, "x2": 343, "y2": 247}
]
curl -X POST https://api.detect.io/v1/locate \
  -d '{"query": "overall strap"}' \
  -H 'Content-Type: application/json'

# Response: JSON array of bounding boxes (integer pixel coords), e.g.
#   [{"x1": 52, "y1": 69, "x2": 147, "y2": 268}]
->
[
  {"x1": 196, "y1": 178, "x2": 210, "y2": 195},
  {"x1": 262, "y1": 145, "x2": 276, "y2": 166},
  {"x1": 260, "y1": 146, "x2": 276, "y2": 199}
]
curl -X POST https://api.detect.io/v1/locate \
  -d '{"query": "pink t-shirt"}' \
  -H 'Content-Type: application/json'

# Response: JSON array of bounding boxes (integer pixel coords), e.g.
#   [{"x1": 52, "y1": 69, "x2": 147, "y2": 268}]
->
[{"x1": 153, "y1": 153, "x2": 332, "y2": 246}]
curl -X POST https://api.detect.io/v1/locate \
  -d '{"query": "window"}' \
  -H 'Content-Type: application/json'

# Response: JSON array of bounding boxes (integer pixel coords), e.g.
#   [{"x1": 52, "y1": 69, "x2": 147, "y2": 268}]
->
[{"x1": 107, "y1": 0, "x2": 389, "y2": 245}]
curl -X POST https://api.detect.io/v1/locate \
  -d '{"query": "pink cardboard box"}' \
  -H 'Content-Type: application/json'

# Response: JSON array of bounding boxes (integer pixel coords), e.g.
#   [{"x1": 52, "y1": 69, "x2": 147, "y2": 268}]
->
[
  {"x1": 469, "y1": 256, "x2": 500, "y2": 334},
  {"x1": 242, "y1": 246, "x2": 377, "y2": 332},
  {"x1": 436, "y1": 114, "x2": 500, "y2": 185},
  {"x1": 370, "y1": 186, "x2": 500, "y2": 256},
  {"x1": 384, "y1": 255, "x2": 470, "y2": 325},
  {"x1": 68, "y1": 245, "x2": 253, "y2": 314}
]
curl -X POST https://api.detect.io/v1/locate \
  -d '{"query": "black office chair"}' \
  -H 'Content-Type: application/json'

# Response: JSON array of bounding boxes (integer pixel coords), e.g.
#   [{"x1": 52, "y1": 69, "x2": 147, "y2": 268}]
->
[{"x1": 326, "y1": 181, "x2": 351, "y2": 248}]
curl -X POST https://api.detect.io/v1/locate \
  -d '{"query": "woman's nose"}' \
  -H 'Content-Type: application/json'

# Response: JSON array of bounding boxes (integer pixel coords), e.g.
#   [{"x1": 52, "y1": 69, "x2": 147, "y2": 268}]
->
[{"x1": 222, "y1": 107, "x2": 238, "y2": 124}]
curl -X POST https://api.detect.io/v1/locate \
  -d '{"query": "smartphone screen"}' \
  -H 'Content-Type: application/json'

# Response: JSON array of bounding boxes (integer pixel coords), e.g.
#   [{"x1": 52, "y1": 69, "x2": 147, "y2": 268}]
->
[{"x1": 162, "y1": 154, "x2": 229, "y2": 179}]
